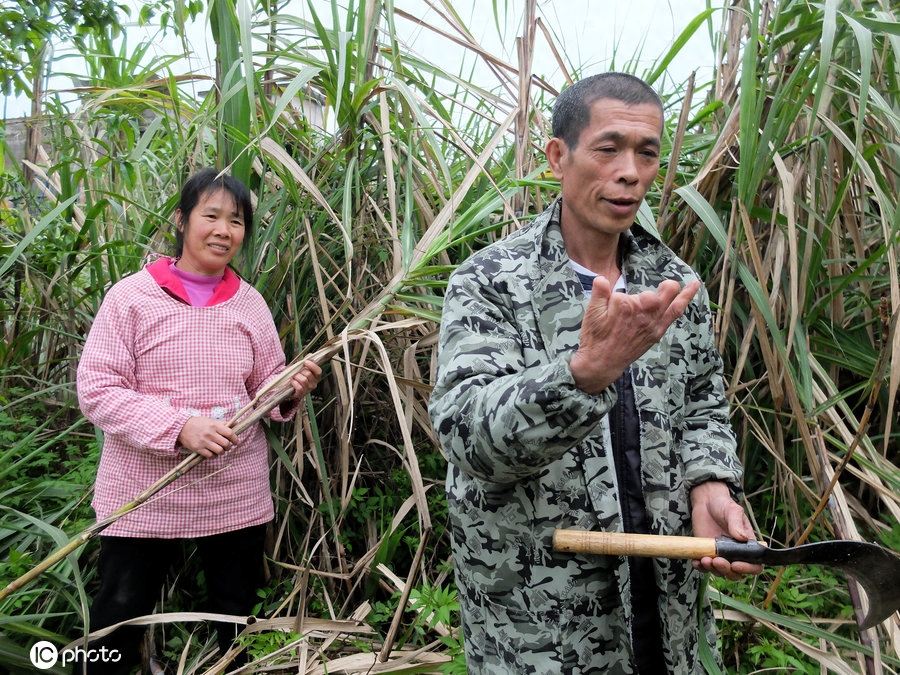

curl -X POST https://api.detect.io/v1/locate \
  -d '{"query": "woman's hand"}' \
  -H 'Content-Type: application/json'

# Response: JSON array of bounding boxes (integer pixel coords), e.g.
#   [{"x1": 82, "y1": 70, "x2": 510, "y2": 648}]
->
[
  {"x1": 289, "y1": 360, "x2": 322, "y2": 399},
  {"x1": 177, "y1": 417, "x2": 240, "y2": 459}
]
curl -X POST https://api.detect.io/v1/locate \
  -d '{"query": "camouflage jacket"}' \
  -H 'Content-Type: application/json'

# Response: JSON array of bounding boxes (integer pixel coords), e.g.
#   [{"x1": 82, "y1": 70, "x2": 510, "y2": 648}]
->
[{"x1": 428, "y1": 199, "x2": 744, "y2": 674}]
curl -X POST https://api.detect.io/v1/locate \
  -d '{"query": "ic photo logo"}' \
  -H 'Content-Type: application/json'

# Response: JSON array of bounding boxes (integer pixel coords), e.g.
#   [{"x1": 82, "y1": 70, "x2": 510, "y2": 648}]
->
[
  {"x1": 29, "y1": 640, "x2": 121, "y2": 669},
  {"x1": 29, "y1": 642, "x2": 59, "y2": 669}
]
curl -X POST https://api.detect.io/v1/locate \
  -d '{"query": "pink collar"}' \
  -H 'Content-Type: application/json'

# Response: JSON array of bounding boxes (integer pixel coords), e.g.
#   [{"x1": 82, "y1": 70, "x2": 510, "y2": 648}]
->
[{"x1": 146, "y1": 257, "x2": 241, "y2": 306}]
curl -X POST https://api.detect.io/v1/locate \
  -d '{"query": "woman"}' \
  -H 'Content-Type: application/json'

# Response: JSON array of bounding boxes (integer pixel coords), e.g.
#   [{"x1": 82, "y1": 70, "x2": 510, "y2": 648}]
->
[{"x1": 76, "y1": 169, "x2": 321, "y2": 674}]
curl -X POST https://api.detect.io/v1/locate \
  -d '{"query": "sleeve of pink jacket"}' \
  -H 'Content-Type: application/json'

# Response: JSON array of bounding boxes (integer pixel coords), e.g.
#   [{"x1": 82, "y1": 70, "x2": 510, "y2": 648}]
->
[
  {"x1": 243, "y1": 291, "x2": 300, "y2": 424},
  {"x1": 76, "y1": 281, "x2": 194, "y2": 456}
]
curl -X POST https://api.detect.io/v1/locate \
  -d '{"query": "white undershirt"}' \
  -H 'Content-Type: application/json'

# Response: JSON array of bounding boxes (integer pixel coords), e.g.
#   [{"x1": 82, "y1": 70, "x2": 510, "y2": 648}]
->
[{"x1": 569, "y1": 259, "x2": 627, "y2": 297}]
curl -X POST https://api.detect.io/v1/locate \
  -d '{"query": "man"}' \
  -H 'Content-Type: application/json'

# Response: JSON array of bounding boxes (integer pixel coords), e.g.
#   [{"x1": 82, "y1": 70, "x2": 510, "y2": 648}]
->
[{"x1": 428, "y1": 72, "x2": 761, "y2": 674}]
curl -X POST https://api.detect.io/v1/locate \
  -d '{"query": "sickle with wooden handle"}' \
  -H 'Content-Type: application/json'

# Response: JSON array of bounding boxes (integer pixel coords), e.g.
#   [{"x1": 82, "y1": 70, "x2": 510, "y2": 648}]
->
[{"x1": 553, "y1": 529, "x2": 900, "y2": 629}]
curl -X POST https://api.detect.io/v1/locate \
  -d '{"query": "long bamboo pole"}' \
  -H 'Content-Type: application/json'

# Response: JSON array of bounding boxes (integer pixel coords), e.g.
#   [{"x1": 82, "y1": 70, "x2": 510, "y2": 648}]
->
[{"x1": 0, "y1": 337, "x2": 350, "y2": 603}]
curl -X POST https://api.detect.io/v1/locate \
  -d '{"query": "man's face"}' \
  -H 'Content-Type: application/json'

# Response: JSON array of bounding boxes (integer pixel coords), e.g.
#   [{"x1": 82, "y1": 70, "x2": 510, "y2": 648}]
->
[{"x1": 547, "y1": 99, "x2": 663, "y2": 241}]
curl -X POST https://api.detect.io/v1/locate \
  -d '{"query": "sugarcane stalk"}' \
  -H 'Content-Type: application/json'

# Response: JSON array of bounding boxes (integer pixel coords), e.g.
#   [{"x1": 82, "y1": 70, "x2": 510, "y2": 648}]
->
[
  {"x1": 762, "y1": 300, "x2": 897, "y2": 611},
  {"x1": 0, "y1": 336, "x2": 354, "y2": 603}
]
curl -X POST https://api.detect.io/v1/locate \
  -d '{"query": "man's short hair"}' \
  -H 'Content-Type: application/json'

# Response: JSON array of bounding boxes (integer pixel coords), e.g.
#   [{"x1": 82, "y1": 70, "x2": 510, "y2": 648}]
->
[{"x1": 552, "y1": 72, "x2": 663, "y2": 150}]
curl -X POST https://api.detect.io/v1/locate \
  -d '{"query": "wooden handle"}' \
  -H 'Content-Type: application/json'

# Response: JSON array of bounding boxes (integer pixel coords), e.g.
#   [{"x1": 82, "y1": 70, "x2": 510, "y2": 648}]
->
[{"x1": 553, "y1": 530, "x2": 719, "y2": 560}]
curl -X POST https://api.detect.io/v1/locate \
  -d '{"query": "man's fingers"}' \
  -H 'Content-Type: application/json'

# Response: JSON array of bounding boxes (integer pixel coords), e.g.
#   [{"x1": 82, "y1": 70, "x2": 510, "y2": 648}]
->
[
  {"x1": 666, "y1": 279, "x2": 701, "y2": 319},
  {"x1": 573, "y1": 276, "x2": 701, "y2": 394},
  {"x1": 588, "y1": 275, "x2": 613, "y2": 316},
  {"x1": 730, "y1": 560, "x2": 764, "y2": 576},
  {"x1": 726, "y1": 511, "x2": 755, "y2": 542},
  {"x1": 677, "y1": 279, "x2": 702, "y2": 305},
  {"x1": 590, "y1": 274, "x2": 613, "y2": 296},
  {"x1": 693, "y1": 556, "x2": 762, "y2": 580},
  {"x1": 656, "y1": 278, "x2": 683, "y2": 301}
]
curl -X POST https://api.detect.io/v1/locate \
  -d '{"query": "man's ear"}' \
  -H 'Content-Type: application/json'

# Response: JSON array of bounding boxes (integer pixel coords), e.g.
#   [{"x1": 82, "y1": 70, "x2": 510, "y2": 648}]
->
[{"x1": 545, "y1": 137, "x2": 567, "y2": 179}]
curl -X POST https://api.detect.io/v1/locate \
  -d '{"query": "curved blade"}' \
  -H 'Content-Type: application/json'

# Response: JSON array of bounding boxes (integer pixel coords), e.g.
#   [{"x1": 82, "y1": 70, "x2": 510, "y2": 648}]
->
[{"x1": 716, "y1": 538, "x2": 900, "y2": 629}]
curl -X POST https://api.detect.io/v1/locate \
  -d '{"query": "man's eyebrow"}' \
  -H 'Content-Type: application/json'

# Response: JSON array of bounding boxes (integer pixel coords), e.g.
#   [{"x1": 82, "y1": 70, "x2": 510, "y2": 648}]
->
[{"x1": 593, "y1": 130, "x2": 661, "y2": 148}]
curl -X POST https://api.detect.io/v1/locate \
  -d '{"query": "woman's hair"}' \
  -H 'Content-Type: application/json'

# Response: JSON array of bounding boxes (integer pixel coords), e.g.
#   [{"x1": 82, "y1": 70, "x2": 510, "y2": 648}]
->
[
  {"x1": 174, "y1": 168, "x2": 254, "y2": 257},
  {"x1": 551, "y1": 72, "x2": 663, "y2": 150}
]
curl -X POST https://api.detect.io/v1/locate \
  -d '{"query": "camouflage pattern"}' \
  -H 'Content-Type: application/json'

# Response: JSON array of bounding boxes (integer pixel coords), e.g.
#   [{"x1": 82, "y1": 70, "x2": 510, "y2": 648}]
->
[{"x1": 428, "y1": 199, "x2": 744, "y2": 674}]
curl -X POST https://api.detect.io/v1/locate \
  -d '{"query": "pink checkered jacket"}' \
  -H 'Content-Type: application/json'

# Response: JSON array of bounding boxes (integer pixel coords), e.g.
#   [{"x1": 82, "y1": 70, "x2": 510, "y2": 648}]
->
[{"x1": 77, "y1": 258, "x2": 296, "y2": 538}]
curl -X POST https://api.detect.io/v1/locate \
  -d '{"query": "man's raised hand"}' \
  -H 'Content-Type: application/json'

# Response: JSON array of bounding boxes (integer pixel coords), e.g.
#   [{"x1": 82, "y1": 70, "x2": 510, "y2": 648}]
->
[{"x1": 570, "y1": 277, "x2": 701, "y2": 394}]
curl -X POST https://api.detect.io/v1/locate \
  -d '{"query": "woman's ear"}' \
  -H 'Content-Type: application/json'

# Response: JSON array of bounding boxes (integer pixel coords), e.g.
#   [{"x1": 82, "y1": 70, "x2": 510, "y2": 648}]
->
[{"x1": 174, "y1": 209, "x2": 184, "y2": 231}]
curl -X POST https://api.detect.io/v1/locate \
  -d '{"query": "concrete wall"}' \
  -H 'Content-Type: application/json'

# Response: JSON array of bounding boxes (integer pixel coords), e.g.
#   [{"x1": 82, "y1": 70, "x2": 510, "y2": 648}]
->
[{"x1": 3, "y1": 116, "x2": 35, "y2": 166}]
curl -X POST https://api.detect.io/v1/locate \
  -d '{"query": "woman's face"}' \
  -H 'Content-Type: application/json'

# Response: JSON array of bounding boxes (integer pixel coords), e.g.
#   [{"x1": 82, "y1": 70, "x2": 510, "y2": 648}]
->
[{"x1": 175, "y1": 188, "x2": 246, "y2": 276}]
